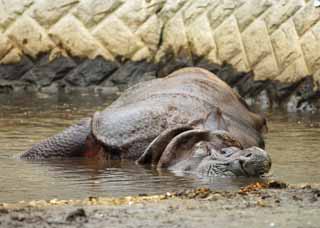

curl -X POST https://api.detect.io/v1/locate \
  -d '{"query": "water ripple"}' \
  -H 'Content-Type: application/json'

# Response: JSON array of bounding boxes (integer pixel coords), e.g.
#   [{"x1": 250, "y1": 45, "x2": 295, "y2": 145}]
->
[{"x1": 0, "y1": 94, "x2": 320, "y2": 203}]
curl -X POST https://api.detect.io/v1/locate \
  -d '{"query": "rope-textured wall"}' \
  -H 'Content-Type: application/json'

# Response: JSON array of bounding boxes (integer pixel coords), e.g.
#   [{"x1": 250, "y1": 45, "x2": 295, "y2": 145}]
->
[{"x1": 0, "y1": 0, "x2": 319, "y2": 84}]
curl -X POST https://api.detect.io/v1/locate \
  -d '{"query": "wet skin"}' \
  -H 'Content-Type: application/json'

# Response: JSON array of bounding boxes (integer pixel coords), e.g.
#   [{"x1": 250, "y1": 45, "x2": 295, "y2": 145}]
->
[{"x1": 20, "y1": 68, "x2": 271, "y2": 177}]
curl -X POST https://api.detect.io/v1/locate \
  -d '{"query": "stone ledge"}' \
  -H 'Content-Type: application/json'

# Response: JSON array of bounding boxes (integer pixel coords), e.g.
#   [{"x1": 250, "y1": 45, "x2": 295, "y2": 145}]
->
[
  {"x1": 0, "y1": 54, "x2": 319, "y2": 112},
  {"x1": 0, "y1": 0, "x2": 319, "y2": 84}
]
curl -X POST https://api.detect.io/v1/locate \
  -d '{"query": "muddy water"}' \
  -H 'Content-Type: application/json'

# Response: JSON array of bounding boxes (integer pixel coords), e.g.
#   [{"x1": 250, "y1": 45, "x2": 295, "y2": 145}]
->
[{"x1": 0, "y1": 93, "x2": 320, "y2": 203}]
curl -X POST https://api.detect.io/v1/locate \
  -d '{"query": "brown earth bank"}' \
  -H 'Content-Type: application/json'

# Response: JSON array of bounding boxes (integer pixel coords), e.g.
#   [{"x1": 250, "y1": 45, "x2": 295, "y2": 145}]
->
[
  {"x1": 0, "y1": 181, "x2": 319, "y2": 228},
  {"x1": 1, "y1": 54, "x2": 320, "y2": 112}
]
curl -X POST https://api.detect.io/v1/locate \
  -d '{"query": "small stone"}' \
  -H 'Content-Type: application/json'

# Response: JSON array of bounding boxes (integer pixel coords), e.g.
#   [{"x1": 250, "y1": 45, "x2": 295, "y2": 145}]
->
[
  {"x1": 268, "y1": 180, "x2": 287, "y2": 189},
  {"x1": 0, "y1": 208, "x2": 9, "y2": 214},
  {"x1": 49, "y1": 199, "x2": 59, "y2": 205},
  {"x1": 88, "y1": 196, "x2": 98, "y2": 202},
  {"x1": 313, "y1": 189, "x2": 320, "y2": 197},
  {"x1": 261, "y1": 194, "x2": 271, "y2": 200},
  {"x1": 292, "y1": 195, "x2": 302, "y2": 201},
  {"x1": 301, "y1": 184, "x2": 312, "y2": 189},
  {"x1": 138, "y1": 193, "x2": 148, "y2": 197},
  {"x1": 11, "y1": 215, "x2": 25, "y2": 222},
  {"x1": 205, "y1": 194, "x2": 219, "y2": 201},
  {"x1": 66, "y1": 208, "x2": 87, "y2": 222},
  {"x1": 256, "y1": 200, "x2": 268, "y2": 207}
]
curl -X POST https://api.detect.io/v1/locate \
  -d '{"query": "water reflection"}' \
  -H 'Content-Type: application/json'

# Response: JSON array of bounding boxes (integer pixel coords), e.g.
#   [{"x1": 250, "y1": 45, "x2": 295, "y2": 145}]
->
[{"x1": 0, "y1": 93, "x2": 320, "y2": 203}]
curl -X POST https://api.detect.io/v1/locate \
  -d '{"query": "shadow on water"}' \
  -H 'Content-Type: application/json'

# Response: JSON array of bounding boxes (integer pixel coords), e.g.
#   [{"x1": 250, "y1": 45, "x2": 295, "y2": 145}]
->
[{"x1": 0, "y1": 92, "x2": 319, "y2": 203}]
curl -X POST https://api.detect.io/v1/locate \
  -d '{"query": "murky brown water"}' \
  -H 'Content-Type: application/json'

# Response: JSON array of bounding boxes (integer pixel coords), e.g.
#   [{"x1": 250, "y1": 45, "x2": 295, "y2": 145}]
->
[{"x1": 0, "y1": 92, "x2": 320, "y2": 203}]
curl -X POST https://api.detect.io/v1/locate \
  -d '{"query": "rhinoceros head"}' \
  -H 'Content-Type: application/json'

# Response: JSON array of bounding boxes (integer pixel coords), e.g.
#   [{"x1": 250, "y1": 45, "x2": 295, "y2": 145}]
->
[
  {"x1": 186, "y1": 145, "x2": 271, "y2": 177},
  {"x1": 138, "y1": 129, "x2": 271, "y2": 177}
]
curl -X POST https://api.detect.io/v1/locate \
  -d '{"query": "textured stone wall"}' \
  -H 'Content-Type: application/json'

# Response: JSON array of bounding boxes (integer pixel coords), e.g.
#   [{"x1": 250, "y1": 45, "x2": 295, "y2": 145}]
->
[{"x1": 0, "y1": 0, "x2": 320, "y2": 110}]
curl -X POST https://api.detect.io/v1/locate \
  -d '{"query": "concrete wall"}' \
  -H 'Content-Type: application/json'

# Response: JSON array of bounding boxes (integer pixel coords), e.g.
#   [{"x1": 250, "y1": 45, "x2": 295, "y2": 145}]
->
[
  {"x1": 0, "y1": 0, "x2": 320, "y2": 110},
  {"x1": 1, "y1": 0, "x2": 320, "y2": 81}
]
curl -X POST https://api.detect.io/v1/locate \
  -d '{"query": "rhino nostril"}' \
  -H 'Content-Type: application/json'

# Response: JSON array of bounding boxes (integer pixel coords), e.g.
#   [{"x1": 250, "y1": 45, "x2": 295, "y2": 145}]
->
[{"x1": 238, "y1": 159, "x2": 250, "y2": 177}]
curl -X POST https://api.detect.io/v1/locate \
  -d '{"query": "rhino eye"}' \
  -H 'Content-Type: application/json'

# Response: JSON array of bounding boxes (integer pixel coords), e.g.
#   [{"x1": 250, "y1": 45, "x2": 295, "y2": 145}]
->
[{"x1": 245, "y1": 153, "x2": 252, "y2": 158}]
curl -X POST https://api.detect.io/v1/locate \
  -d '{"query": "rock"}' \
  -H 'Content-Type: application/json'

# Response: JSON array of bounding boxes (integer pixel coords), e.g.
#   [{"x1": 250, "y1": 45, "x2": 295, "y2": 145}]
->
[
  {"x1": 92, "y1": 15, "x2": 145, "y2": 59},
  {"x1": 93, "y1": 86, "x2": 119, "y2": 96},
  {"x1": 312, "y1": 189, "x2": 320, "y2": 197},
  {"x1": 285, "y1": 76, "x2": 316, "y2": 111},
  {"x1": 0, "y1": 56, "x2": 33, "y2": 80},
  {"x1": 214, "y1": 17, "x2": 243, "y2": 63},
  {"x1": 49, "y1": 15, "x2": 113, "y2": 60},
  {"x1": 136, "y1": 15, "x2": 163, "y2": 55},
  {"x1": 0, "y1": 79, "x2": 15, "y2": 93},
  {"x1": 242, "y1": 19, "x2": 276, "y2": 73},
  {"x1": 254, "y1": 90, "x2": 272, "y2": 110},
  {"x1": 64, "y1": 57, "x2": 118, "y2": 86},
  {"x1": 65, "y1": 208, "x2": 87, "y2": 222},
  {"x1": 0, "y1": 208, "x2": 9, "y2": 214},
  {"x1": 233, "y1": 72, "x2": 266, "y2": 98},
  {"x1": 29, "y1": 0, "x2": 79, "y2": 28},
  {"x1": 107, "y1": 60, "x2": 157, "y2": 87},
  {"x1": 268, "y1": 180, "x2": 287, "y2": 189},
  {"x1": 40, "y1": 83, "x2": 60, "y2": 94},
  {"x1": 0, "y1": 79, "x2": 31, "y2": 93},
  {"x1": 73, "y1": 0, "x2": 123, "y2": 28},
  {"x1": 6, "y1": 15, "x2": 55, "y2": 58},
  {"x1": 21, "y1": 55, "x2": 76, "y2": 87},
  {"x1": 157, "y1": 52, "x2": 193, "y2": 78},
  {"x1": 0, "y1": 0, "x2": 319, "y2": 87}
]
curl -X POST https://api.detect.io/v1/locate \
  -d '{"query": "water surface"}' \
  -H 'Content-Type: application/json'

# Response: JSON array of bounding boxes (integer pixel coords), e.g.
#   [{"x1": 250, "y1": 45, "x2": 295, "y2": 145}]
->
[{"x1": 0, "y1": 92, "x2": 320, "y2": 203}]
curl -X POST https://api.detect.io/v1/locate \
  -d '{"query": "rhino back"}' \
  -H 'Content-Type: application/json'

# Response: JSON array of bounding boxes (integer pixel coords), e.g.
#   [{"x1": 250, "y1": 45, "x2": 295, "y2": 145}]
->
[
  {"x1": 93, "y1": 94, "x2": 214, "y2": 159},
  {"x1": 93, "y1": 68, "x2": 266, "y2": 159},
  {"x1": 111, "y1": 68, "x2": 264, "y2": 131}
]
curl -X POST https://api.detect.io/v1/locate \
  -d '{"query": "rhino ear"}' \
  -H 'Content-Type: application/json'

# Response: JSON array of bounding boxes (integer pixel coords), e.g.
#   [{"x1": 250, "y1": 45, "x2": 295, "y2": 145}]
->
[
  {"x1": 136, "y1": 126, "x2": 193, "y2": 165},
  {"x1": 157, "y1": 129, "x2": 210, "y2": 168},
  {"x1": 203, "y1": 108, "x2": 228, "y2": 131}
]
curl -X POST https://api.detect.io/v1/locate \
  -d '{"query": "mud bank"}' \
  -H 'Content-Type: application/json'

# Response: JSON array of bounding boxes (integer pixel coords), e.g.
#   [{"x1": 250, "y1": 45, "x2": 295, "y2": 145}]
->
[{"x1": 1, "y1": 182, "x2": 319, "y2": 228}]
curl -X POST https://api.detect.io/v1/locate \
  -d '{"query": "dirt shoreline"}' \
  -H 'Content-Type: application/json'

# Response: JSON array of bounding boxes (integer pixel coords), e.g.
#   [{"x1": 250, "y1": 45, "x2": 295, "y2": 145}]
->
[{"x1": 1, "y1": 182, "x2": 319, "y2": 228}]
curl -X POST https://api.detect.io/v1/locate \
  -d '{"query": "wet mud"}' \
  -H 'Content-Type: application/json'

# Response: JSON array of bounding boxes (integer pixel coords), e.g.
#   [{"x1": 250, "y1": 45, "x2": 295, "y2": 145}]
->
[{"x1": 1, "y1": 182, "x2": 319, "y2": 228}]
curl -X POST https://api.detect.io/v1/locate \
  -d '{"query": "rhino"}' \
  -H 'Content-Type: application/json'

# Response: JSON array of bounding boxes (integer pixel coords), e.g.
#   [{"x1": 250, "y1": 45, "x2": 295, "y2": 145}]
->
[{"x1": 20, "y1": 68, "x2": 271, "y2": 177}]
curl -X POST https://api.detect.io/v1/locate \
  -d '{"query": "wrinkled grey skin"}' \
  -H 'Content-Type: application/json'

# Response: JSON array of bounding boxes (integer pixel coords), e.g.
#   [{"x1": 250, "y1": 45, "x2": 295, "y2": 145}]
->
[
  {"x1": 172, "y1": 144, "x2": 271, "y2": 177},
  {"x1": 20, "y1": 68, "x2": 271, "y2": 177}
]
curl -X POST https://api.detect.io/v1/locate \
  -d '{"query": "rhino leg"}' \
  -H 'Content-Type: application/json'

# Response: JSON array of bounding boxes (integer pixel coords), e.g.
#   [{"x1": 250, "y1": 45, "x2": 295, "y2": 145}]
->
[
  {"x1": 137, "y1": 127, "x2": 212, "y2": 168},
  {"x1": 136, "y1": 126, "x2": 193, "y2": 165},
  {"x1": 156, "y1": 129, "x2": 212, "y2": 168},
  {"x1": 19, "y1": 118, "x2": 97, "y2": 160}
]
